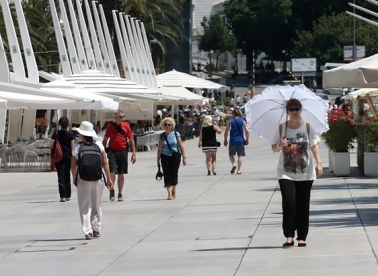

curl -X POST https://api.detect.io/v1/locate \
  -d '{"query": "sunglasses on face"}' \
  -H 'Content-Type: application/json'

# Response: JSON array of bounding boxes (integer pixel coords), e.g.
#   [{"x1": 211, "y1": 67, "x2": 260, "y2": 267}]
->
[
  {"x1": 288, "y1": 107, "x2": 300, "y2": 112},
  {"x1": 116, "y1": 115, "x2": 125, "y2": 119},
  {"x1": 164, "y1": 124, "x2": 172, "y2": 127}
]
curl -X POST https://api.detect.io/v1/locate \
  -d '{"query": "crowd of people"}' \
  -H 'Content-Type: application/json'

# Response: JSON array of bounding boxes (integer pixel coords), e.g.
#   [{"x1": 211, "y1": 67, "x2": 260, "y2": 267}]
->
[{"x1": 50, "y1": 98, "x2": 323, "y2": 248}]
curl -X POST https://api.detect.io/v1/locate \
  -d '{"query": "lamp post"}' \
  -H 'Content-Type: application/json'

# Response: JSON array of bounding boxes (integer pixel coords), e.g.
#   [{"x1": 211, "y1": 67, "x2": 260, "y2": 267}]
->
[
  {"x1": 149, "y1": 39, "x2": 159, "y2": 69},
  {"x1": 353, "y1": 0, "x2": 357, "y2": 61}
]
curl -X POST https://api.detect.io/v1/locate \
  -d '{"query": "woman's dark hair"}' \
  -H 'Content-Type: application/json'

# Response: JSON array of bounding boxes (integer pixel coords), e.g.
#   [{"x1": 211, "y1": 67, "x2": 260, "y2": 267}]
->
[
  {"x1": 286, "y1": 99, "x2": 302, "y2": 110},
  {"x1": 82, "y1": 135, "x2": 94, "y2": 144},
  {"x1": 58, "y1": 117, "x2": 69, "y2": 130}
]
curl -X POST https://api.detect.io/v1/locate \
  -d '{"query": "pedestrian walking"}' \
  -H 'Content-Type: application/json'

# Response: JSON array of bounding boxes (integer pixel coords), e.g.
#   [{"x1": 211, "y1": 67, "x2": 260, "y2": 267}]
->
[
  {"x1": 71, "y1": 121, "x2": 113, "y2": 240},
  {"x1": 102, "y1": 110, "x2": 136, "y2": 202},
  {"x1": 157, "y1": 117, "x2": 186, "y2": 200},
  {"x1": 198, "y1": 115, "x2": 222, "y2": 175},
  {"x1": 272, "y1": 99, "x2": 323, "y2": 247},
  {"x1": 223, "y1": 108, "x2": 249, "y2": 174},
  {"x1": 51, "y1": 117, "x2": 76, "y2": 202}
]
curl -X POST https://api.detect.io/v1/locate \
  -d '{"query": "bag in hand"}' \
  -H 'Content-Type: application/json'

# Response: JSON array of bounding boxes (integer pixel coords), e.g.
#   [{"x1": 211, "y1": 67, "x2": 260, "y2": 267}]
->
[
  {"x1": 216, "y1": 141, "x2": 221, "y2": 147},
  {"x1": 155, "y1": 165, "x2": 164, "y2": 181},
  {"x1": 171, "y1": 151, "x2": 182, "y2": 163},
  {"x1": 52, "y1": 134, "x2": 63, "y2": 163}
]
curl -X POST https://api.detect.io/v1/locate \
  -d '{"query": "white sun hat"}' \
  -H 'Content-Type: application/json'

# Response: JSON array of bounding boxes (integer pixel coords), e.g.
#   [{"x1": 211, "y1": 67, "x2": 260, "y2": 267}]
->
[{"x1": 72, "y1": 121, "x2": 98, "y2": 138}]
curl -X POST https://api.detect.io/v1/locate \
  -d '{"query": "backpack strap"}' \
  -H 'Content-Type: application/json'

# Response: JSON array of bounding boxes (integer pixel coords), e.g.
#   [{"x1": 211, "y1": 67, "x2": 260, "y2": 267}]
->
[
  {"x1": 306, "y1": 122, "x2": 310, "y2": 136},
  {"x1": 279, "y1": 122, "x2": 310, "y2": 138}
]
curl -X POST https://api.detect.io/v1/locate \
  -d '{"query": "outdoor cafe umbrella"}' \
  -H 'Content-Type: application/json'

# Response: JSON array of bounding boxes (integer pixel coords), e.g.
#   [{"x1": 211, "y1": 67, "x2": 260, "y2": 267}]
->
[{"x1": 245, "y1": 84, "x2": 329, "y2": 144}]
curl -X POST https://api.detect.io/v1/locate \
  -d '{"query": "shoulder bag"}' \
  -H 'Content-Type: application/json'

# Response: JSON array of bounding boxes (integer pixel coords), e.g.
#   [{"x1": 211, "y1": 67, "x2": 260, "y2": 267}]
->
[
  {"x1": 52, "y1": 131, "x2": 63, "y2": 163},
  {"x1": 162, "y1": 131, "x2": 181, "y2": 163}
]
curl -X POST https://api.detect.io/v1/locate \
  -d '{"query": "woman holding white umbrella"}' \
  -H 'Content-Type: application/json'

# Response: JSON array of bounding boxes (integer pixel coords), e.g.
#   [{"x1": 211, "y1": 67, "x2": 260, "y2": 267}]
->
[{"x1": 272, "y1": 99, "x2": 323, "y2": 247}]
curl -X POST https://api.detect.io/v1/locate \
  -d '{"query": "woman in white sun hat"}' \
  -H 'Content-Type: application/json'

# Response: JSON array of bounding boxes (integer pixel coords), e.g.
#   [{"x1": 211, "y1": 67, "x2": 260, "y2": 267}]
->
[{"x1": 71, "y1": 121, "x2": 113, "y2": 240}]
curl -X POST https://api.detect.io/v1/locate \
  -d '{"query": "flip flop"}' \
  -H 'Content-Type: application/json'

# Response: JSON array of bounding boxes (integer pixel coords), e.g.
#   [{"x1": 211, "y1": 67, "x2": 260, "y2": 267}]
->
[{"x1": 230, "y1": 166, "x2": 236, "y2": 174}]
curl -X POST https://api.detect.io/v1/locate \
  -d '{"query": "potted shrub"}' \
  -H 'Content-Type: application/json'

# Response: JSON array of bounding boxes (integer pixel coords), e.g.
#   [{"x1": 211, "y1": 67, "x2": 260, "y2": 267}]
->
[
  {"x1": 356, "y1": 119, "x2": 378, "y2": 176},
  {"x1": 322, "y1": 109, "x2": 357, "y2": 176}
]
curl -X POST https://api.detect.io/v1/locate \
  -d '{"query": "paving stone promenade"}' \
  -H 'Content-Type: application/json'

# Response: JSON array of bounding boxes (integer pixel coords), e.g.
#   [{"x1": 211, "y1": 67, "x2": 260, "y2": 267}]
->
[{"x1": 1, "y1": 133, "x2": 378, "y2": 276}]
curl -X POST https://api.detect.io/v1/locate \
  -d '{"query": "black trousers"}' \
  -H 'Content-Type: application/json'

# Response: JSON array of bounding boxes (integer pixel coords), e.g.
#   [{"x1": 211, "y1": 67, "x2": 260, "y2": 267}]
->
[
  {"x1": 278, "y1": 179, "x2": 313, "y2": 241},
  {"x1": 161, "y1": 154, "x2": 180, "y2": 187},
  {"x1": 55, "y1": 155, "x2": 72, "y2": 199}
]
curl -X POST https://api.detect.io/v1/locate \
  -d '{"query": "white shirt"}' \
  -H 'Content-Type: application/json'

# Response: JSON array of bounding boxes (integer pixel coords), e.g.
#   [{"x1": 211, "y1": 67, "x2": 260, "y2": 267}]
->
[
  {"x1": 213, "y1": 109, "x2": 220, "y2": 121},
  {"x1": 72, "y1": 140, "x2": 105, "y2": 159},
  {"x1": 273, "y1": 123, "x2": 320, "y2": 181}
]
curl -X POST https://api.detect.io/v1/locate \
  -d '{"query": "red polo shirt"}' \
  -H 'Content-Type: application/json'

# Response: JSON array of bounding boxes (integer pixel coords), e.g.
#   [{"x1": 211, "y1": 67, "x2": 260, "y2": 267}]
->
[{"x1": 105, "y1": 122, "x2": 133, "y2": 151}]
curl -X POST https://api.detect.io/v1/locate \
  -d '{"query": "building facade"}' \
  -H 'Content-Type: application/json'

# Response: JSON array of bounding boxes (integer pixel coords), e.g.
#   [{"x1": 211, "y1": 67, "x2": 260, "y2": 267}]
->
[{"x1": 191, "y1": 0, "x2": 246, "y2": 72}]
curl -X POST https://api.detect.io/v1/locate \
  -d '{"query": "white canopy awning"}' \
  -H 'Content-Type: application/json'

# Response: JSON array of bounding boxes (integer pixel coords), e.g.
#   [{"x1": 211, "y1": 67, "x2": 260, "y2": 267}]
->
[
  {"x1": 323, "y1": 54, "x2": 378, "y2": 88},
  {"x1": 0, "y1": 82, "x2": 120, "y2": 110},
  {"x1": 342, "y1": 88, "x2": 378, "y2": 100},
  {"x1": 156, "y1": 69, "x2": 225, "y2": 90}
]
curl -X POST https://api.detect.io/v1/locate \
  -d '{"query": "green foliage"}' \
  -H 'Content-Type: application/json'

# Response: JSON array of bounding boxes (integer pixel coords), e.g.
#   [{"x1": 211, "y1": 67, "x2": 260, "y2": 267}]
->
[
  {"x1": 199, "y1": 14, "x2": 237, "y2": 70},
  {"x1": 292, "y1": 13, "x2": 378, "y2": 66},
  {"x1": 224, "y1": 0, "x2": 292, "y2": 60},
  {"x1": 322, "y1": 109, "x2": 357, "y2": 152},
  {"x1": 356, "y1": 121, "x2": 378, "y2": 153}
]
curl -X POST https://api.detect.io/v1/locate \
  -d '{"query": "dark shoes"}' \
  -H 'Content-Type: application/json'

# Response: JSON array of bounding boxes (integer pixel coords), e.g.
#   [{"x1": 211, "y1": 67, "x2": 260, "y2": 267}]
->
[
  {"x1": 85, "y1": 234, "x2": 91, "y2": 240},
  {"x1": 282, "y1": 241, "x2": 294, "y2": 247},
  {"x1": 298, "y1": 242, "x2": 307, "y2": 247},
  {"x1": 109, "y1": 190, "x2": 115, "y2": 201},
  {"x1": 207, "y1": 170, "x2": 211, "y2": 176},
  {"x1": 93, "y1": 231, "x2": 100, "y2": 238},
  {"x1": 118, "y1": 194, "x2": 124, "y2": 201},
  {"x1": 230, "y1": 165, "x2": 236, "y2": 174}
]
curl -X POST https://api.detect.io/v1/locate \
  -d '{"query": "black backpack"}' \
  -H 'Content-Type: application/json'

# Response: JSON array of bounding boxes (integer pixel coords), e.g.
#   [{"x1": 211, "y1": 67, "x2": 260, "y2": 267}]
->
[{"x1": 76, "y1": 142, "x2": 104, "y2": 182}]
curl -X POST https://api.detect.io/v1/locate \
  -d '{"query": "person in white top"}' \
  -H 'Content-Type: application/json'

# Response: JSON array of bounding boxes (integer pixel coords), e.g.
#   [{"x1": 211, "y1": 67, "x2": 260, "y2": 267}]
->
[
  {"x1": 212, "y1": 107, "x2": 220, "y2": 125},
  {"x1": 71, "y1": 121, "x2": 113, "y2": 240},
  {"x1": 272, "y1": 99, "x2": 323, "y2": 248}
]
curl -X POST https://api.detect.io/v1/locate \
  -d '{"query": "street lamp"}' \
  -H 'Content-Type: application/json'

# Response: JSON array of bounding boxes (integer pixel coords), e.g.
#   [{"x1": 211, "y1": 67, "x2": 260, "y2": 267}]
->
[{"x1": 149, "y1": 39, "x2": 159, "y2": 69}]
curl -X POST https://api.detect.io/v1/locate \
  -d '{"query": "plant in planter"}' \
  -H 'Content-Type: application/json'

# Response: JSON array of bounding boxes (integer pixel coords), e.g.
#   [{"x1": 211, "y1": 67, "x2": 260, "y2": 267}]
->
[
  {"x1": 322, "y1": 109, "x2": 357, "y2": 152},
  {"x1": 356, "y1": 119, "x2": 378, "y2": 152},
  {"x1": 356, "y1": 119, "x2": 378, "y2": 176}
]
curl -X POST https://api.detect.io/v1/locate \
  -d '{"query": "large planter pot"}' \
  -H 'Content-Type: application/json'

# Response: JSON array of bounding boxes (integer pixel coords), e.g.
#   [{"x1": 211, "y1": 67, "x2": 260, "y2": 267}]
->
[
  {"x1": 364, "y1": 152, "x2": 378, "y2": 176},
  {"x1": 331, "y1": 152, "x2": 350, "y2": 176},
  {"x1": 328, "y1": 149, "x2": 334, "y2": 172}
]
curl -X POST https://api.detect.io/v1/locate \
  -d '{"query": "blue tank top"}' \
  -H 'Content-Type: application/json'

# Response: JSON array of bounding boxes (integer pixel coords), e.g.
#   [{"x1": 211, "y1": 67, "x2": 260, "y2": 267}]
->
[{"x1": 230, "y1": 117, "x2": 245, "y2": 146}]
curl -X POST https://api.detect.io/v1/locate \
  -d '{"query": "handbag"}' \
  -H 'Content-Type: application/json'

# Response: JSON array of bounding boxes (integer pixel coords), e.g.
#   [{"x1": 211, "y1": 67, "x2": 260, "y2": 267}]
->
[
  {"x1": 162, "y1": 131, "x2": 181, "y2": 163},
  {"x1": 155, "y1": 164, "x2": 164, "y2": 181},
  {"x1": 233, "y1": 118, "x2": 247, "y2": 145},
  {"x1": 216, "y1": 141, "x2": 221, "y2": 147},
  {"x1": 52, "y1": 131, "x2": 63, "y2": 163}
]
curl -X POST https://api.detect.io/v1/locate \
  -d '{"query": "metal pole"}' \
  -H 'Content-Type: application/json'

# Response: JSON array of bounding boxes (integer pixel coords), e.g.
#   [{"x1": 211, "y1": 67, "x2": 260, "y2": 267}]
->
[
  {"x1": 353, "y1": 0, "x2": 357, "y2": 61},
  {"x1": 252, "y1": 49, "x2": 255, "y2": 98}
]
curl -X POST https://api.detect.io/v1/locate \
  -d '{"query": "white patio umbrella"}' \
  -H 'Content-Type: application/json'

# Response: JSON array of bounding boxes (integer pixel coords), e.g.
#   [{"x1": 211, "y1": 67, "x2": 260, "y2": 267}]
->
[
  {"x1": 156, "y1": 69, "x2": 225, "y2": 89},
  {"x1": 245, "y1": 85, "x2": 329, "y2": 144},
  {"x1": 323, "y1": 54, "x2": 378, "y2": 88}
]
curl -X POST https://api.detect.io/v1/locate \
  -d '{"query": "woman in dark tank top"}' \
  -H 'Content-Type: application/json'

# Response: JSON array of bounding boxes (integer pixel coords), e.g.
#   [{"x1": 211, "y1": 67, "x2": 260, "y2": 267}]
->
[{"x1": 198, "y1": 115, "x2": 222, "y2": 175}]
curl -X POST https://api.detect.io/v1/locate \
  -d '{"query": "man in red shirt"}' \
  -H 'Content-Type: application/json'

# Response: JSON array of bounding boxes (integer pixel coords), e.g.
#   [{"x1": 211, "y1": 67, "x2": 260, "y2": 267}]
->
[{"x1": 102, "y1": 110, "x2": 136, "y2": 201}]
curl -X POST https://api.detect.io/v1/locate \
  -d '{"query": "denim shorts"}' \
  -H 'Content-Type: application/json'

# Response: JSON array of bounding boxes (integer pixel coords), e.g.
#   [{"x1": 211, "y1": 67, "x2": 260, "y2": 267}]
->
[{"x1": 228, "y1": 145, "x2": 245, "y2": 157}]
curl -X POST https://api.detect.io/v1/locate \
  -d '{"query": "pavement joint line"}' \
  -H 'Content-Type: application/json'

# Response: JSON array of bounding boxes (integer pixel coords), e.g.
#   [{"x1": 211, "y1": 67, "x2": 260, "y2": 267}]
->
[
  {"x1": 345, "y1": 178, "x2": 378, "y2": 264},
  {"x1": 96, "y1": 172, "x2": 227, "y2": 276},
  {"x1": 233, "y1": 182, "x2": 279, "y2": 276}
]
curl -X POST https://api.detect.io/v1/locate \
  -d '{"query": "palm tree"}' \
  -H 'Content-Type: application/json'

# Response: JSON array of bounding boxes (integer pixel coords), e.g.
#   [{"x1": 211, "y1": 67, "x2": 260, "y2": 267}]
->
[{"x1": 0, "y1": 0, "x2": 59, "y2": 74}]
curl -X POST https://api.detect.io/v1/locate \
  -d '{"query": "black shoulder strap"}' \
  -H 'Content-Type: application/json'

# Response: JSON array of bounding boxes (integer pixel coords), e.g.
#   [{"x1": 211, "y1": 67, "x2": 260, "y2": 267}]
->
[
  {"x1": 233, "y1": 118, "x2": 246, "y2": 143},
  {"x1": 162, "y1": 131, "x2": 180, "y2": 154},
  {"x1": 112, "y1": 122, "x2": 126, "y2": 136}
]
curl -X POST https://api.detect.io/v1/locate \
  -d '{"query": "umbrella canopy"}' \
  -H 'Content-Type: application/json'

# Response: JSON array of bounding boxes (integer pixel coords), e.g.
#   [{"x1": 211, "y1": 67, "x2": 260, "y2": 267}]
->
[
  {"x1": 341, "y1": 88, "x2": 378, "y2": 100},
  {"x1": 245, "y1": 84, "x2": 329, "y2": 144},
  {"x1": 156, "y1": 69, "x2": 225, "y2": 89},
  {"x1": 323, "y1": 54, "x2": 378, "y2": 88},
  {"x1": 0, "y1": 90, "x2": 119, "y2": 110}
]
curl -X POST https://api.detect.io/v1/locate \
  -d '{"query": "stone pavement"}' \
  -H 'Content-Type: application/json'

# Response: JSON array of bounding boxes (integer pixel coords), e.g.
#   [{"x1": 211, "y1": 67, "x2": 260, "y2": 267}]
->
[{"x1": 1, "y1": 133, "x2": 378, "y2": 276}]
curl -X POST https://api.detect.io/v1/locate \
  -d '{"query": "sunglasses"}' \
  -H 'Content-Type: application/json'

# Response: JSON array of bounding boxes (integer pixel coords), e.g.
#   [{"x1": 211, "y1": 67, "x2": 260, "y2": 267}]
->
[
  {"x1": 164, "y1": 124, "x2": 172, "y2": 127},
  {"x1": 288, "y1": 107, "x2": 300, "y2": 112},
  {"x1": 117, "y1": 115, "x2": 125, "y2": 119}
]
